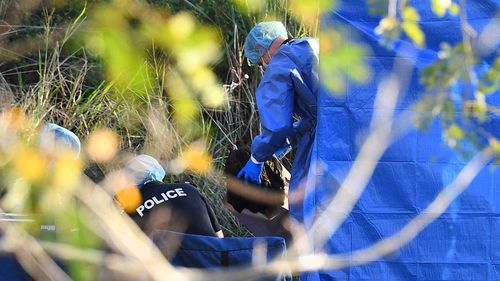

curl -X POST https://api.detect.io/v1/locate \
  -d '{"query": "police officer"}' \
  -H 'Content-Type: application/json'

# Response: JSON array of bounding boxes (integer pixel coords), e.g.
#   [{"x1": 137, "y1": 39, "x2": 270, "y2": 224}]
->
[{"x1": 123, "y1": 155, "x2": 223, "y2": 238}]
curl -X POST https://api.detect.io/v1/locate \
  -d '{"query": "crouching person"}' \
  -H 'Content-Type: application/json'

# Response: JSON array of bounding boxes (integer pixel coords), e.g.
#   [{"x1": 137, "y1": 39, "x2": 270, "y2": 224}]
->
[{"x1": 122, "y1": 154, "x2": 223, "y2": 238}]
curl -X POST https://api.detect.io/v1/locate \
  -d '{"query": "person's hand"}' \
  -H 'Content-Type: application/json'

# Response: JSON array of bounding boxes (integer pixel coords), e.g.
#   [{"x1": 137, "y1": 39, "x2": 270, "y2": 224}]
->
[{"x1": 237, "y1": 158, "x2": 264, "y2": 185}]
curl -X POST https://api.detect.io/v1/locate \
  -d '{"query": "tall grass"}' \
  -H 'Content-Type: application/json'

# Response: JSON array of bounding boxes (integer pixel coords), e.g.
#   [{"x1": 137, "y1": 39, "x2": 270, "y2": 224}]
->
[{"x1": 1, "y1": 0, "x2": 291, "y2": 238}]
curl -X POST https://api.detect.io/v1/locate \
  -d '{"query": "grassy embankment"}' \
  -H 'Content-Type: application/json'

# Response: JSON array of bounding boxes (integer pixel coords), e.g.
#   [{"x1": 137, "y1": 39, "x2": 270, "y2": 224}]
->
[{"x1": 0, "y1": 0, "x2": 314, "y2": 237}]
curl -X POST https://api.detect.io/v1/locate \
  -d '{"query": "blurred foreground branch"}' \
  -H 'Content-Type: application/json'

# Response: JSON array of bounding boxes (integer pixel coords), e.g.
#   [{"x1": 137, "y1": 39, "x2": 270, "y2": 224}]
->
[
  {"x1": 74, "y1": 177, "x2": 186, "y2": 281},
  {"x1": 179, "y1": 148, "x2": 493, "y2": 281},
  {"x1": 0, "y1": 207, "x2": 72, "y2": 281}
]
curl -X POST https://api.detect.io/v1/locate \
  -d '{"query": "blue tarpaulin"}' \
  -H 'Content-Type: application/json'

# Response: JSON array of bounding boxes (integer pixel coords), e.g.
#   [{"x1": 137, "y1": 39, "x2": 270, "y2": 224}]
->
[{"x1": 309, "y1": 0, "x2": 499, "y2": 280}]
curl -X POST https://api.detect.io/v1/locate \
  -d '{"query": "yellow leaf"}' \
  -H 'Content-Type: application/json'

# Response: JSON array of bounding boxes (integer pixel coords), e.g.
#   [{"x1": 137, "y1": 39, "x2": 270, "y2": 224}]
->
[
  {"x1": 288, "y1": 0, "x2": 334, "y2": 28},
  {"x1": 449, "y1": 3, "x2": 460, "y2": 16},
  {"x1": 432, "y1": 0, "x2": 452, "y2": 17},
  {"x1": 2, "y1": 179, "x2": 30, "y2": 212},
  {"x1": 375, "y1": 17, "x2": 398, "y2": 35},
  {"x1": 402, "y1": 22, "x2": 425, "y2": 46},
  {"x1": 490, "y1": 138, "x2": 500, "y2": 153},
  {"x1": 167, "y1": 12, "x2": 195, "y2": 41},
  {"x1": 201, "y1": 84, "x2": 227, "y2": 108},
  {"x1": 116, "y1": 186, "x2": 142, "y2": 214},
  {"x1": 15, "y1": 147, "x2": 48, "y2": 182},
  {"x1": 474, "y1": 92, "x2": 487, "y2": 113},
  {"x1": 181, "y1": 143, "x2": 212, "y2": 174},
  {"x1": 174, "y1": 98, "x2": 199, "y2": 122},
  {"x1": 86, "y1": 129, "x2": 120, "y2": 163},
  {"x1": 3, "y1": 107, "x2": 26, "y2": 131},
  {"x1": 190, "y1": 68, "x2": 215, "y2": 91},
  {"x1": 52, "y1": 153, "x2": 82, "y2": 189},
  {"x1": 402, "y1": 7, "x2": 420, "y2": 22},
  {"x1": 319, "y1": 30, "x2": 341, "y2": 52},
  {"x1": 447, "y1": 123, "x2": 464, "y2": 140}
]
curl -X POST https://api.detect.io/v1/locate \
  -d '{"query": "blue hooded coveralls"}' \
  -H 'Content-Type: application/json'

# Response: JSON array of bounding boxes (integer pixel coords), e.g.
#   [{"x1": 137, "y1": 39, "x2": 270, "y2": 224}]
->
[{"x1": 251, "y1": 38, "x2": 319, "y2": 222}]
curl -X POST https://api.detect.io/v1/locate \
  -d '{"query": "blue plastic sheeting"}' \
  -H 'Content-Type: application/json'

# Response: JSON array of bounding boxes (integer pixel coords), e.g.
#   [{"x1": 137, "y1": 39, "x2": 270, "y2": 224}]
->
[
  {"x1": 306, "y1": 0, "x2": 500, "y2": 280},
  {"x1": 150, "y1": 230, "x2": 292, "y2": 281},
  {"x1": 0, "y1": 255, "x2": 32, "y2": 280}
]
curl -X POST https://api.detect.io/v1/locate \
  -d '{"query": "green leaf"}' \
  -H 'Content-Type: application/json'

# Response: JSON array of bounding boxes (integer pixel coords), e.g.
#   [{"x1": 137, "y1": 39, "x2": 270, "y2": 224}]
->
[
  {"x1": 320, "y1": 29, "x2": 370, "y2": 94},
  {"x1": 69, "y1": 261, "x2": 97, "y2": 281},
  {"x1": 442, "y1": 100, "x2": 455, "y2": 120},
  {"x1": 231, "y1": 0, "x2": 266, "y2": 13},
  {"x1": 447, "y1": 123, "x2": 464, "y2": 140}
]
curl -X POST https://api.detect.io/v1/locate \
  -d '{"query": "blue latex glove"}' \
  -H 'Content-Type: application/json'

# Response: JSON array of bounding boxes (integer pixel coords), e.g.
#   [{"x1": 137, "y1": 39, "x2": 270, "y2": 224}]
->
[{"x1": 237, "y1": 158, "x2": 264, "y2": 185}]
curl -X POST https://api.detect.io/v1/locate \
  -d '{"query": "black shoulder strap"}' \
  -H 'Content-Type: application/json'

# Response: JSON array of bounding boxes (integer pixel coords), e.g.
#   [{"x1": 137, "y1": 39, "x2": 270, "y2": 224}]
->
[{"x1": 281, "y1": 38, "x2": 294, "y2": 46}]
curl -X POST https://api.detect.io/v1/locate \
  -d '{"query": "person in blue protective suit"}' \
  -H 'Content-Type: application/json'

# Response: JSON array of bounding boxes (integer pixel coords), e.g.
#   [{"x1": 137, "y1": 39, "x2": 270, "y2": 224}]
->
[{"x1": 238, "y1": 22, "x2": 318, "y2": 211}]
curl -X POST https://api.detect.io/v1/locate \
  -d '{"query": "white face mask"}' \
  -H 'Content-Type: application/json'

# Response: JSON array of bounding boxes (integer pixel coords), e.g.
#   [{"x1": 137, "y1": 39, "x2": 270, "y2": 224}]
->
[{"x1": 258, "y1": 51, "x2": 270, "y2": 70}]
